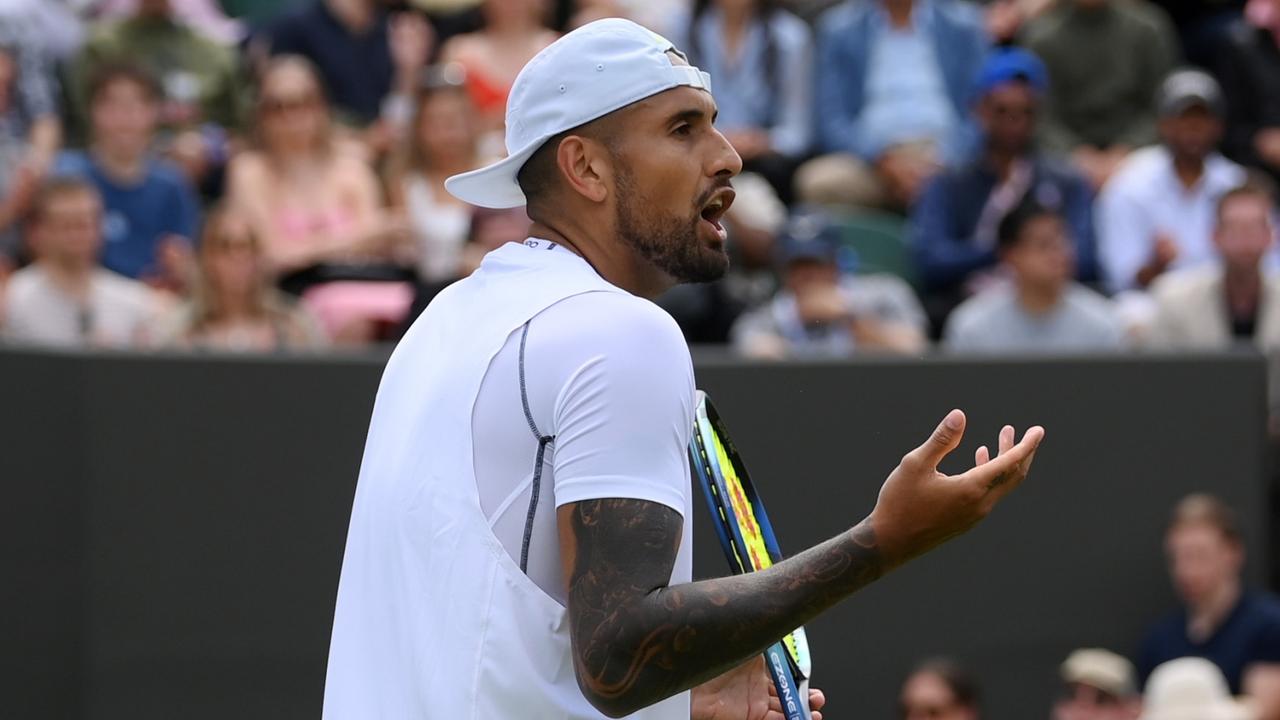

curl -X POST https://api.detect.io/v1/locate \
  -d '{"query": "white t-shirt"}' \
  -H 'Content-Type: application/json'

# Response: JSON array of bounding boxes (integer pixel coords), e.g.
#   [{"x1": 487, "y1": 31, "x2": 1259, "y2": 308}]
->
[
  {"x1": 473, "y1": 284, "x2": 696, "y2": 605},
  {"x1": 324, "y1": 240, "x2": 695, "y2": 720},
  {"x1": 2, "y1": 264, "x2": 155, "y2": 348}
]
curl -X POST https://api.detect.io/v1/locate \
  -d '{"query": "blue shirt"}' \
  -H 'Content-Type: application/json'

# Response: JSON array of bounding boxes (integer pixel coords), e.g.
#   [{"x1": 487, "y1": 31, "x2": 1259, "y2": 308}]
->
[
  {"x1": 911, "y1": 154, "x2": 1097, "y2": 292},
  {"x1": 672, "y1": 8, "x2": 814, "y2": 157},
  {"x1": 55, "y1": 151, "x2": 201, "y2": 280},
  {"x1": 1137, "y1": 592, "x2": 1280, "y2": 695},
  {"x1": 815, "y1": 0, "x2": 989, "y2": 162}
]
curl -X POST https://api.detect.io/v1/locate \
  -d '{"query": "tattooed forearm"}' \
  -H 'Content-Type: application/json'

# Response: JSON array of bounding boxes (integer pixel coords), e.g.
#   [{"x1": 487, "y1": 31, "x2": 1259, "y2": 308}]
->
[{"x1": 560, "y1": 499, "x2": 886, "y2": 718}]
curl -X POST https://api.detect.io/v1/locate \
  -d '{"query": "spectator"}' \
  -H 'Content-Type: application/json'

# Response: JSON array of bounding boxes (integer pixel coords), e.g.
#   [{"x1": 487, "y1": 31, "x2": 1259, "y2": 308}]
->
[
  {"x1": 944, "y1": 201, "x2": 1123, "y2": 352},
  {"x1": 1, "y1": 178, "x2": 157, "y2": 348},
  {"x1": 1054, "y1": 648, "x2": 1141, "y2": 720},
  {"x1": 97, "y1": 0, "x2": 246, "y2": 45},
  {"x1": 798, "y1": 0, "x2": 989, "y2": 210},
  {"x1": 1149, "y1": 181, "x2": 1280, "y2": 350},
  {"x1": 913, "y1": 47, "x2": 1097, "y2": 326},
  {"x1": 56, "y1": 63, "x2": 201, "y2": 292},
  {"x1": 1096, "y1": 69, "x2": 1249, "y2": 294},
  {"x1": 439, "y1": 0, "x2": 557, "y2": 132},
  {"x1": 155, "y1": 206, "x2": 326, "y2": 351},
  {"x1": 0, "y1": 0, "x2": 86, "y2": 62},
  {"x1": 1215, "y1": 0, "x2": 1280, "y2": 185},
  {"x1": 670, "y1": 0, "x2": 813, "y2": 204},
  {"x1": 73, "y1": 0, "x2": 245, "y2": 135},
  {"x1": 1137, "y1": 494, "x2": 1280, "y2": 717},
  {"x1": 267, "y1": 0, "x2": 435, "y2": 129},
  {"x1": 731, "y1": 211, "x2": 927, "y2": 358},
  {"x1": 899, "y1": 658, "x2": 981, "y2": 720},
  {"x1": 0, "y1": 42, "x2": 61, "y2": 271},
  {"x1": 387, "y1": 66, "x2": 485, "y2": 285},
  {"x1": 226, "y1": 56, "x2": 413, "y2": 344},
  {"x1": 1140, "y1": 658, "x2": 1252, "y2": 720},
  {"x1": 1022, "y1": 0, "x2": 1178, "y2": 190}
]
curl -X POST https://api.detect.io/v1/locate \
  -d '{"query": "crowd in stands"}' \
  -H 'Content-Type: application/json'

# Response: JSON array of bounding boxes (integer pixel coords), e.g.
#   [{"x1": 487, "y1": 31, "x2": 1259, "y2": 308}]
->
[
  {"x1": 901, "y1": 494, "x2": 1280, "y2": 720},
  {"x1": 0, "y1": 0, "x2": 1277, "y2": 359}
]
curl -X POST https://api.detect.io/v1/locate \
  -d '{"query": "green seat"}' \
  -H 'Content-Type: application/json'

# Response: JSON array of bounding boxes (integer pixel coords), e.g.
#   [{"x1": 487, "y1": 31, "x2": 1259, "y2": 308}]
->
[{"x1": 832, "y1": 211, "x2": 916, "y2": 286}]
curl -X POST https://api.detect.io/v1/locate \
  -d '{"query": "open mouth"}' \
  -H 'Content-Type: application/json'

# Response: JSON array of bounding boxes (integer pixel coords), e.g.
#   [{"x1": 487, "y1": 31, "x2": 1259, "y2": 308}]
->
[{"x1": 699, "y1": 188, "x2": 736, "y2": 231}]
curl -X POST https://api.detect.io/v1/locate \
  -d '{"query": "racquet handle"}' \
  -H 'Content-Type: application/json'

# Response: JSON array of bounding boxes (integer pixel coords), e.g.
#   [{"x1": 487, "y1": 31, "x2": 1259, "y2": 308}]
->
[{"x1": 764, "y1": 641, "x2": 809, "y2": 720}]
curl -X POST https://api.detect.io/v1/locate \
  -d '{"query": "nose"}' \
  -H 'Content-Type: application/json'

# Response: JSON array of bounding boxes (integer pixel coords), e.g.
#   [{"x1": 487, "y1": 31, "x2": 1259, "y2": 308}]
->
[{"x1": 709, "y1": 127, "x2": 743, "y2": 179}]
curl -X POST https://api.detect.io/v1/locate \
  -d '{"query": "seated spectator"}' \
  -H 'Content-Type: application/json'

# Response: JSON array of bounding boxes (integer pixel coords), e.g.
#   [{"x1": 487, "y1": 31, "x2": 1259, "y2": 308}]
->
[
  {"x1": 1054, "y1": 648, "x2": 1141, "y2": 720},
  {"x1": 97, "y1": 0, "x2": 246, "y2": 45},
  {"x1": 913, "y1": 47, "x2": 1096, "y2": 327},
  {"x1": 899, "y1": 658, "x2": 982, "y2": 720},
  {"x1": 387, "y1": 67, "x2": 485, "y2": 285},
  {"x1": 0, "y1": 32, "x2": 63, "y2": 271},
  {"x1": 1215, "y1": 0, "x2": 1280, "y2": 185},
  {"x1": 1022, "y1": 0, "x2": 1178, "y2": 190},
  {"x1": 1149, "y1": 181, "x2": 1280, "y2": 349},
  {"x1": 154, "y1": 207, "x2": 326, "y2": 351},
  {"x1": 267, "y1": 0, "x2": 434, "y2": 131},
  {"x1": 1141, "y1": 658, "x2": 1252, "y2": 720},
  {"x1": 797, "y1": 0, "x2": 989, "y2": 211},
  {"x1": 0, "y1": 0, "x2": 86, "y2": 62},
  {"x1": 226, "y1": 56, "x2": 413, "y2": 344},
  {"x1": 72, "y1": 0, "x2": 245, "y2": 137},
  {"x1": 1137, "y1": 494, "x2": 1280, "y2": 718},
  {"x1": 56, "y1": 63, "x2": 200, "y2": 292},
  {"x1": 670, "y1": 0, "x2": 813, "y2": 204},
  {"x1": 1096, "y1": 70, "x2": 1249, "y2": 294},
  {"x1": 2, "y1": 178, "x2": 158, "y2": 348},
  {"x1": 439, "y1": 0, "x2": 557, "y2": 132},
  {"x1": 944, "y1": 202, "x2": 1123, "y2": 352},
  {"x1": 731, "y1": 211, "x2": 927, "y2": 358}
]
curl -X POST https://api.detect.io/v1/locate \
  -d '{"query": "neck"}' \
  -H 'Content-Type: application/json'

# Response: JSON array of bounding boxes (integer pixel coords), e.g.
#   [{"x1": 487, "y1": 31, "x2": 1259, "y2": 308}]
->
[
  {"x1": 45, "y1": 257, "x2": 94, "y2": 296},
  {"x1": 1188, "y1": 579, "x2": 1241, "y2": 640},
  {"x1": 428, "y1": 151, "x2": 475, "y2": 178},
  {"x1": 1173, "y1": 154, "x2": 1205, "y2": 189},
  {"x1": 884, "y1": 0, "x2": 914, "y2": 27},
  {"x1": 721, "y1": 3, "x2": 753, "y2": 31},
  {"x1": 1016, "y1": 280, "x2": 1062, "y2": 314},
  {"x1": 215, "y1": 292, "x2": 257, "y2": 320},
  {"x1": 1225, "y1": 263, "x2": 1263, "y2": 306},
  {"x1": 985, "y1": 148, "x2": 1022, "y2": 179},
  {"x1": 527, "y1": 218, "x2": 672, "y2": 300},
  {"x1": 327, "y1": 0, "x2": 373, "y2": 31},
  {"x1": 92, "y1": 144, "x2": 147, "y2": 183}
]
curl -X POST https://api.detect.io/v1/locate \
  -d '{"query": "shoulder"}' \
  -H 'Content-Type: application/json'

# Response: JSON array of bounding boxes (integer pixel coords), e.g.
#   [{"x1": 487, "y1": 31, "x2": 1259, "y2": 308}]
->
[
  {"x1": 147, "y1": 159, "x2": 196, "y2": 190},
  {"x1": 1118, "y1": 0, "x2": 1175, "y2": 31},
  {"x1": 946, "y1": 288, "x2": 1008, "y2": 339},
  {"x1": 1063, "y1": 284, "x2": 1118, "y2": 319},
  {"x1": 932, "y1": 0, "x2": 986, "y2": 30},
  {"x1": 535, "y1": 291, "x2": 690, "y2": 364},
  {"x1": 816, "y1": 2, "x2": 864, "y2": 35},
  {"x1": 1035, "y1": 155, "x2": 1090, "y2": 190},
  {"x1": 768, "y1": 10, "x2": 811, "y2": 44},
  {"x1": 1151, "y1": 266, "x2": 1220, "y2": 303},
  {"x1": 53, "y1": 150, "x2": 92, "y2": 178},
  {"x1": 1105, "y1": 146, "x2": 1167, "y2": 195},
  {"x1": 6, "y1": 265, "x2": 47, "y2": 300},
  {"x1": 1208, "y1": 154, "x2": 1247, "y2": 186},
  {"x1": 95, "y1": 269, "x2": 153, "y2": 304},
  {"x1": 1022, "y1": 6, "x2": 1072, "y2": 46}
]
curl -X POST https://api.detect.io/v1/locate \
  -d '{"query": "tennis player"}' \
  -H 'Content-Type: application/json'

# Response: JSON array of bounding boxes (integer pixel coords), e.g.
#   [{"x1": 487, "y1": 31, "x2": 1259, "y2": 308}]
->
[{"x1": 323, "y1": 18, "x2": 1045, "y2": 720}]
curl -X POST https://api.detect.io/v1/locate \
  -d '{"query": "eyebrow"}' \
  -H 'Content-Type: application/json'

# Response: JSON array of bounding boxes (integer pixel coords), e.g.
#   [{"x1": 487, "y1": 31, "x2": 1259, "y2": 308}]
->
[{"x1": 667, "y1": 106, "x2": 718, "y2": 126}]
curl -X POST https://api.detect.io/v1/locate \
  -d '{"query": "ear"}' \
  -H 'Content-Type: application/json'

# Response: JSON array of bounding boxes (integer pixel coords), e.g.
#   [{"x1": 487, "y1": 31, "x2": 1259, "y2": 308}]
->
[{"x1": 555, "y1": 135, "x2": 612, "y2": 205}]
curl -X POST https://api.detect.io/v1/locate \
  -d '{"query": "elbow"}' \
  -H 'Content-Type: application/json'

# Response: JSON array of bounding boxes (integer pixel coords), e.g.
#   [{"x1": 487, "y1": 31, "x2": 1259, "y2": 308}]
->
[{"x1": 572, "y1": 648, "x2": 663, "y2": 719}]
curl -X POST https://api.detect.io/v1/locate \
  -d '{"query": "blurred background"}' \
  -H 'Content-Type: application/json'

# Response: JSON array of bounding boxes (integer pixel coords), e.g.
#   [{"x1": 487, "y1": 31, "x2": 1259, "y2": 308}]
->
[{"x1": 2, "y1": 0, "x2": 1280, "y2": 718}]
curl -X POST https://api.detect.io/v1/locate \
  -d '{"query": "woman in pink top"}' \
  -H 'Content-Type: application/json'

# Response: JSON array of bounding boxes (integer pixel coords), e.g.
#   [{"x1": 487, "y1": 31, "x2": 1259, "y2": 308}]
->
[{"x1": 227, "y1": 56, "x2": 413, "y2": 344}]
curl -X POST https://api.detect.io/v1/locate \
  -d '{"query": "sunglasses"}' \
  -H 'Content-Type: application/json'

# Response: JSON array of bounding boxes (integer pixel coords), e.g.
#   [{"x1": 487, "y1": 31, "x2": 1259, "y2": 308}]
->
[{"x1": 260, "y1": 93, "x2": 320, "y2": 116}]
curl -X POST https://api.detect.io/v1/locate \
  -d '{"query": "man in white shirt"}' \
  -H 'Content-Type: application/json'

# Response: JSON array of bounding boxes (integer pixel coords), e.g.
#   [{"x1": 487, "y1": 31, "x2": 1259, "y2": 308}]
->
[
  {"x1": 2, "y1": 177, "x2": 156, "y2": 348},
  {"x1": 1096, "y1": 69, "x2": 1250, "y2": 293},
  {"x1": 324, "y1": 18, "x2": 1046, "y2": 720}
]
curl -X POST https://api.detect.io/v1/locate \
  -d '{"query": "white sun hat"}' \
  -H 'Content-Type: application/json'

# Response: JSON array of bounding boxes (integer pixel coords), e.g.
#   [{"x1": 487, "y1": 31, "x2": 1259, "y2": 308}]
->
[
  {"x1": 1139, "y1": 658, "x2": 1254, "y2": 720},
  {"x1": 444, "y1": 17, "x2": 712, "y2": 209}
]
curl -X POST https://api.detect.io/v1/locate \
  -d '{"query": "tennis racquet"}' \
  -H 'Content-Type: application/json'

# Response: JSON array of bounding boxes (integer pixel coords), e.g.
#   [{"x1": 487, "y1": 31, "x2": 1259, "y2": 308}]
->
[{"x1": 688, "y1": 390, "x2": 812, "y2": 720}]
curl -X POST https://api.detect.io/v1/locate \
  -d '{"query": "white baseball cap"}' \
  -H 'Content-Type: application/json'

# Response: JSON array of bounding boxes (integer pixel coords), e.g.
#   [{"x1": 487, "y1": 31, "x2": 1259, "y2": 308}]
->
[{"x1": 444, "y1": 18, "x2": 713, "y2": 209}]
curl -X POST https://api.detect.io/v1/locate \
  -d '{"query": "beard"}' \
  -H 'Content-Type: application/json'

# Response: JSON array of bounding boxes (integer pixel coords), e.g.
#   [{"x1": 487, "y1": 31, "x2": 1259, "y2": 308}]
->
[{"x1": 612, "y1": 166, "x2": 729, "y2": 284}]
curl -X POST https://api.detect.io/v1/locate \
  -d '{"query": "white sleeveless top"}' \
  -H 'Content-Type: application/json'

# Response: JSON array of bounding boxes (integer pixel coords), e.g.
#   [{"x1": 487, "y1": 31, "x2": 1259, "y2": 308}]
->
[{"x1": 323, "y1": 239, "x2": 694, "y2": 719}]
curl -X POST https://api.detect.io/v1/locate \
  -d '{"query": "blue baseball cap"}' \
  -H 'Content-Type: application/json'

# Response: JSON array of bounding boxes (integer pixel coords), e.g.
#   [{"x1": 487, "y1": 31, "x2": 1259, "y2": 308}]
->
[
  {"x1": 973, "y1": 48, "x2": 1048, "y2": 100},
  {"x1": 776, "y1": 210, "x2": 841, "y2": 266}
]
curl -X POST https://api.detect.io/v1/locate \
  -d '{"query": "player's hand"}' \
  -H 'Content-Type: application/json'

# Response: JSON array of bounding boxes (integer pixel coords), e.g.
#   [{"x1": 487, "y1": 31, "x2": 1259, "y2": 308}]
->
[
  {"x1": 869, "y1": 409, "x2": 1044, "y2": 566},
  {"x1": 691, "y1": 655, "x2": 825, "y2": 720}
]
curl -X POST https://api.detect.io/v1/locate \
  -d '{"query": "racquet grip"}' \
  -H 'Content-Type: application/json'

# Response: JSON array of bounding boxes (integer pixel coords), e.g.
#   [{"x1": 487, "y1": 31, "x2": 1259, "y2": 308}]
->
[{"x1": 764, "y1": 641, "x2": 809, "y2": 720}]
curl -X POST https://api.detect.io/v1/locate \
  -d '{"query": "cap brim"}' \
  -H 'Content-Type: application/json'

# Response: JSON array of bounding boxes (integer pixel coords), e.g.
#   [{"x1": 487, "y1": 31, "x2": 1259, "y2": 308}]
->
[{"x1": 444, "y1": 138, "x2": 546, "y2": 209}]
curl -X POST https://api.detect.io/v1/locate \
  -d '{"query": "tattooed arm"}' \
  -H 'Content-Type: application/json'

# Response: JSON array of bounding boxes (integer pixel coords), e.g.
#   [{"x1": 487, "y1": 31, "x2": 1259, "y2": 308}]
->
[{"x1": 559, "y1": 410, "x2": 1045, "y2": 718}]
